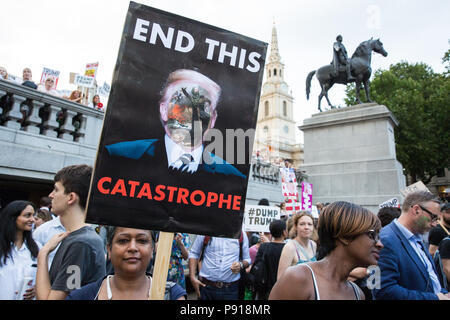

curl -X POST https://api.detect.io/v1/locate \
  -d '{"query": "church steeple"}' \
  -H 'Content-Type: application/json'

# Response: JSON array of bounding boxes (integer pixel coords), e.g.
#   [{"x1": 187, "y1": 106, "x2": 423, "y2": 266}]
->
[
  {"x1": 264, "y1": 22, "x2": 287, "y2": 88},
  {"x1": 254, "y1": 22, "x2": 302, "y2": 167},
  {"x1": 269, "y1": 22, "x2": 281, "y2": 63}
]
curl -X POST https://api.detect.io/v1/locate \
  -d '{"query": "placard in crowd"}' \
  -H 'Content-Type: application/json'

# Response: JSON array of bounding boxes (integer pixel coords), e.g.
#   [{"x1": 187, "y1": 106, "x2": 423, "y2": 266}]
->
[
  {"x1": 280, "y1": 167, "x2": 301, "y2": 215},
  {"x1": 98, "y1": 82, "x2": 111, "y2": 97},
  {"x1": 39, "y1": 67, "x2": 60, "y2": 89},
  {"x1": 379, "y1": 197, "x2": 400, "y2": 209},
  {"x1": 85, "y1": 62, "x2": 99, "y2": 78},
  {"x1": 400, "y1": 181, "x2": 430, "y2": 197},
  {"x1": 74, "y1": 74, "x2": 95, "y2": 88},
  {"x1": 243, "y1": 205, "x2": 280, "y2": 233},
  {"x1": 85, "y1": 2, "x2": 267, "y2": 238},
  {"x1": 301, "y1": 182, "x2": 313, "y2": 211}
]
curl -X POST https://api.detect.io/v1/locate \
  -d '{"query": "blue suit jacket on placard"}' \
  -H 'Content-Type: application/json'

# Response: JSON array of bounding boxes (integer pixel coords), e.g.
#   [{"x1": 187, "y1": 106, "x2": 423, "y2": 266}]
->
[
  {"x1": 372, "y1": 221, "x2": 446, "y2": 300},
  {"x1": 105, "y1": 139, "x2": 246, "y2": 179}
]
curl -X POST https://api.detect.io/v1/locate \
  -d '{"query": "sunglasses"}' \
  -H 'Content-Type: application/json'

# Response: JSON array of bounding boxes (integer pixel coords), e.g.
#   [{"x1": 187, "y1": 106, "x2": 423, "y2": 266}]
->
[
  {"x1": 365, "y1": 229, "x2": 380, "y2": 243},
  {"x1": 418, "y1": 205, "x2": 439, "y2": 222}
]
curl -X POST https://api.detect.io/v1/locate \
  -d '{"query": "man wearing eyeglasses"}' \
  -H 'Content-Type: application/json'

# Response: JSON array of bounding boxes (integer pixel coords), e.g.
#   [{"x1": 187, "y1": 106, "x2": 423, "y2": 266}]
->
[{"x1": 373, "y1": 190, "x2": 449, "y2": 300}]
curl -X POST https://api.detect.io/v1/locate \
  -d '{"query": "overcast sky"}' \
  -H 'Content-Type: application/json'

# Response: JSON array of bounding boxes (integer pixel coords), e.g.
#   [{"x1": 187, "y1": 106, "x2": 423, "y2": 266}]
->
[{"x1": 1, "y1": 0, "x2": 449, "y2": 142}]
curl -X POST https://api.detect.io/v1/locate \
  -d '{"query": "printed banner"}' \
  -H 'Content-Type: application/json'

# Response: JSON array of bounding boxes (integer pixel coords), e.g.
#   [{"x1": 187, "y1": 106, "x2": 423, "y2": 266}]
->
[
  {"x1": 280, "y1": 167, "x2": 301, "y2": 215},
  {"x1": 85, "y1": 62, "x2": 99, "y2": 78},
  {"x1": 301, "y1": 182, "x2": 313, "y2": 211},
  {"x1": 74, "y1": 74, "x2": 95, "y2": 88},
  {"x1": 85, "y1": 2, "x2": 267, "y2": 238},
  {"x1": 39, "y1": 67, "x2": 60, "y2": 89},
  {"x1": 243, "y1": 205, "x2": 280, "y2": 233}
]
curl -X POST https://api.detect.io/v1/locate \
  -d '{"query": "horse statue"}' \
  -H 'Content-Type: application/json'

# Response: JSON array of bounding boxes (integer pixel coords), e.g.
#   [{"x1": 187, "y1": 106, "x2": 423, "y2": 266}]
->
[{"x1": 306, "y1": 38, "x2": 388, "y2": 112}]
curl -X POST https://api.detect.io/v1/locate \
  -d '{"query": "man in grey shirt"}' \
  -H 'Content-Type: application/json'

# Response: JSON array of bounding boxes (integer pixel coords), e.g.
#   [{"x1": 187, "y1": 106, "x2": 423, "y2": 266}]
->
[
  {"x1": 36, "y1": 164, "x2": 106, "y2": 300},
  {"x1": 49, "y1": 226, "x2": 105, "y2": 292}
]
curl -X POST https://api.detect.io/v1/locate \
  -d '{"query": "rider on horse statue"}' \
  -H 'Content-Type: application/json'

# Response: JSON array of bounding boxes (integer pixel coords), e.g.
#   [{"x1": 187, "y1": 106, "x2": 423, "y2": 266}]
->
[{"x1": 332, "y1": 35, "x2": 355, "y2": 81}]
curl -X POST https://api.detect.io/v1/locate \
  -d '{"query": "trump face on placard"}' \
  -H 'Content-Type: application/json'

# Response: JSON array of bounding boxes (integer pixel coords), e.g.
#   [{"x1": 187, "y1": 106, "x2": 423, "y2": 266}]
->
[{"x1": 105, "y1": 69, "x2": 245, "y2": 178}]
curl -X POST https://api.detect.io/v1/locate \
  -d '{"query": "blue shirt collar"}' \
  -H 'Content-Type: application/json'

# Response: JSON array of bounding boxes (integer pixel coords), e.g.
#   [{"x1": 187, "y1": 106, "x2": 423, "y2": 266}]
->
[{"x1": 393, "y1": 219, "x2": 417, "y2": 241}]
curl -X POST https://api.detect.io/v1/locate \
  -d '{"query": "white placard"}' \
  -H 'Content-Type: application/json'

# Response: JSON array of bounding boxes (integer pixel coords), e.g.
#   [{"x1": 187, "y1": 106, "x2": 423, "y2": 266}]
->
[
  {"x1": 74, "y1": 74, "x2": 95, "y2": 88},
  {"x1": 379, "y1": 197, "x2": 400, "y2": 209},
  {"x1": 310, "y1": 205, "x2": 319, "y2": 218},
  {"x1": 244, "y1": 205, "x2": 280, "y2": 233},
  {"x1": 98, "y1": 81, "x2": 111, "y2": 96},
  {"x1": 40, "y1": 67, "x2": 60, "y2": 89}
]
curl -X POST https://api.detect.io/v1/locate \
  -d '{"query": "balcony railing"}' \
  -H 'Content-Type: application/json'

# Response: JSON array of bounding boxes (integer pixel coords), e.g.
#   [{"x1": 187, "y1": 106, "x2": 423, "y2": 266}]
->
[
  {"x1": 0, "y1": 79, "x2": 104, "y2": 146},
  {"x1": 250, "y1": 158, "x2": 307, "y2": 185}
]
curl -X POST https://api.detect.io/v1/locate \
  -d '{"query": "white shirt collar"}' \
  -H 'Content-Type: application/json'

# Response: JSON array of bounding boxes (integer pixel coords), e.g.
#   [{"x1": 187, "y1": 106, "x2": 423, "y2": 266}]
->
[{"x1": 164, "y1": 134, "x2": 203, "y2": 173}]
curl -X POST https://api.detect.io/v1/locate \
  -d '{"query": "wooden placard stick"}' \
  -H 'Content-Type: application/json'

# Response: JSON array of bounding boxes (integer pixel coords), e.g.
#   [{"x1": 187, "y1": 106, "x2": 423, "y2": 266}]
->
[{"x1": 149, "y1": 231, "x2": 174, "y2": 300}]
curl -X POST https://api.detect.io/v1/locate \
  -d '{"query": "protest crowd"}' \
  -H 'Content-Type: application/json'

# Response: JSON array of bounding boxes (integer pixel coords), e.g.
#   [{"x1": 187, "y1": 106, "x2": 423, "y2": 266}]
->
[
  {"x1": 1, "y1": 4, "x2": 449, "y2": 303},
  {"x1": 0, "y1": 65, "x2": 105, "y2": 111},
  {"x1": 0, "y1": 162, "x2": 449, "y2": 301}
]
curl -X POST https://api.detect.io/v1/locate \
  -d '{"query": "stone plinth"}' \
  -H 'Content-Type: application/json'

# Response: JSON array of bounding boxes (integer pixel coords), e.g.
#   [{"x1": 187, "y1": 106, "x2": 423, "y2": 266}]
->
[{"x1": 299, "y1": 103, "x2": 406, "y2": 213}]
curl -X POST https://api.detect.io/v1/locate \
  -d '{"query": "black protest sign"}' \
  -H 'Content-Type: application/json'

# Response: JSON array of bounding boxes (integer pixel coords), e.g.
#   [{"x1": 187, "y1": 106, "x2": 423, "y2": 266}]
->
[{"x1": 85, "y1": 2, "x2": 267, "y2": 238}]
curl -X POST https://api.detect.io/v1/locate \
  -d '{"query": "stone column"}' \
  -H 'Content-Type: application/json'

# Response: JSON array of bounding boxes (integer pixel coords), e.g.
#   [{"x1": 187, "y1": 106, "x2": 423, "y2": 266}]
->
[{"x1": 299, "y1": 103, "x2": 407, "y2": 213}]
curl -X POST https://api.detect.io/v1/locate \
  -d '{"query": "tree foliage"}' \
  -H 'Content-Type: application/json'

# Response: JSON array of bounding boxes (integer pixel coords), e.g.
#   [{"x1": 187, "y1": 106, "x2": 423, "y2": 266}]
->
[{"x1": 344, "y1": 52, "x2": 450, "y2": 184}]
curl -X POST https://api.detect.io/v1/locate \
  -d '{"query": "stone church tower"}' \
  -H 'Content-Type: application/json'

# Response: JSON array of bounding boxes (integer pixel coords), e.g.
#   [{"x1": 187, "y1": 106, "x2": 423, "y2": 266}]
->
[{"x1": 254, "y1": 23, "x2": 303, "y2": 167}]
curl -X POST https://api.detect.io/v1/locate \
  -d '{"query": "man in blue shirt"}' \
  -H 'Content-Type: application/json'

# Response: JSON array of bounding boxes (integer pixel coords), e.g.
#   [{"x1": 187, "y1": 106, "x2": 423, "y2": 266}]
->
[
  {"x1": 188, "y1": 233, "x2": 251, "y2": 300},
  {"x1": 373, "y1": 191, "x2": 449, "y2": 300}
]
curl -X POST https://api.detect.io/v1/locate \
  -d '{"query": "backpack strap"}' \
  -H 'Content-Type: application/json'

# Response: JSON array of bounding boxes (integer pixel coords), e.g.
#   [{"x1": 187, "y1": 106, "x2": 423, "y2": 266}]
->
[
  {"x1": 164, "y1": 281, "x2": 177, "y2": 300},
  {"x1": 239, "y1": 232, "x2": 243, "y2": 261},
  {"x1": 199, "y1": 236, "x2": 211, "y2": 262}
]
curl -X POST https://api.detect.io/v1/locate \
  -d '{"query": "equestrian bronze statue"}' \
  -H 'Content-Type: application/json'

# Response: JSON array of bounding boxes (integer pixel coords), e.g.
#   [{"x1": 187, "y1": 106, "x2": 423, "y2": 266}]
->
[{"x1": 306, "y1": 36, "x2": 388, "y2": 112}]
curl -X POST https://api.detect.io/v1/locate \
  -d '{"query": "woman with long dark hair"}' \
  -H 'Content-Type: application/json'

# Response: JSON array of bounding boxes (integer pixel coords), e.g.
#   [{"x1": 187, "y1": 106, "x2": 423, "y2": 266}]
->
[{"x1": 0, "y1": 200, "x2": 39, "y2": 299}]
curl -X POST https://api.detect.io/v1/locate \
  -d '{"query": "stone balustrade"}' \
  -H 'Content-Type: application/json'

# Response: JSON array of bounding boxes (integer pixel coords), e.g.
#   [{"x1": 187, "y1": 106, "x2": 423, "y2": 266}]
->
[
  {"x1": 249, "y1": 158, "x2": 307, "y2": 184},
  {"x1": 0, "y1": 79, "x2": 103, "y2": 146},
  {"x1": 0, "y1": 79, "x2": 104, "y2": 181}
]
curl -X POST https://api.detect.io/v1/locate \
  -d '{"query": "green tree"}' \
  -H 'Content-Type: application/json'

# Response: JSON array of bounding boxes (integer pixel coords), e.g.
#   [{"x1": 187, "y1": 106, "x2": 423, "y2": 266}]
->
[{"x1": 344, "y1": 55, "x2": 450, "y2": 184}]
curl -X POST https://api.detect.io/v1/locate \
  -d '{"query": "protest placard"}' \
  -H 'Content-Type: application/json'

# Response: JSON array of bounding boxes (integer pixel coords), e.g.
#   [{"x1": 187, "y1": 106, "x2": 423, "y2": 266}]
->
[
  {"x1": 379, "y1": 197, "x2": 400, "y2": 209},
  {"x1": 85, "y1": 2, "x2": 267, "y2": 239},
  {"x1": 301, "y1": 182, "x2": 313, "y2": 211},
  {"x1": 280, "y1": 167, "x2": 301, "y2": 215},
  {"x1": 39, "y1": 67, "x2": 60, "y2": 89},
  {"x1": 74, "y1": 74, "x2": 95, "y2": 88},
  {"x1": 243, "y1": 205, "x2": 280, "y2": 233},
  {"x1": 85, "y1": 62, "x2": 99, "y2": 78},
  {"x1": 310, "y1": 205, "x2": 319, "y2": 218},
  {"x1": 98, "y1": 82, "x2": 111, "y2": 96},
  {"x1": 400, "y1": 181, "x2": 430, "y2": 197}
]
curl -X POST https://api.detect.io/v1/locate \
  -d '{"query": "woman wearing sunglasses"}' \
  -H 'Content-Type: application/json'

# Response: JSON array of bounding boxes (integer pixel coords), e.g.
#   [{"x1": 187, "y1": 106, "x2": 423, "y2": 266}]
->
[
  {"x1": 270, "y1": 201, "x2": 383, "y2": 300},
  {"x1": 37, "y1": 77, "x2": 60, "y2": 97}
]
